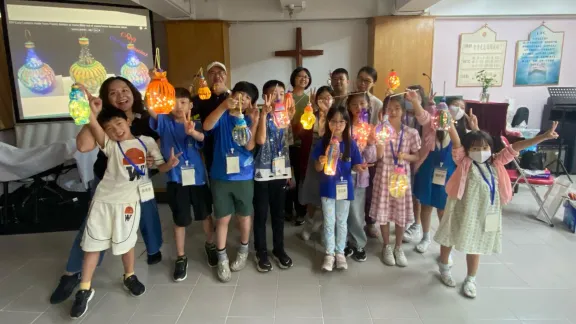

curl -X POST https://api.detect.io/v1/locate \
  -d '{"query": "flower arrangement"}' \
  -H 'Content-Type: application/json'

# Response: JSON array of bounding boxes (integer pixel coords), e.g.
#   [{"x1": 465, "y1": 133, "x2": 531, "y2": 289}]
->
[{"x1": 475, "y1": 70, "x2": 494, "y2": 93}]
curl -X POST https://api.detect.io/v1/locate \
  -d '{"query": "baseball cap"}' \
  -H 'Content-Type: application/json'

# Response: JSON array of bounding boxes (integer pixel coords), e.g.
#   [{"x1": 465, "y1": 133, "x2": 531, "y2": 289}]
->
[{"x1": 206, "y1": 61, "x2": 227, "y2": 73}]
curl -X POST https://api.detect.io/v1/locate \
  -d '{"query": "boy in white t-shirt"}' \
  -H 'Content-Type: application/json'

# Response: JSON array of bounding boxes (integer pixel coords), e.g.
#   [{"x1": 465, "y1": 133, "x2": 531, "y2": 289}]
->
[{"x1": 71, "y1": 97, "x2": 179, "y2": 320}]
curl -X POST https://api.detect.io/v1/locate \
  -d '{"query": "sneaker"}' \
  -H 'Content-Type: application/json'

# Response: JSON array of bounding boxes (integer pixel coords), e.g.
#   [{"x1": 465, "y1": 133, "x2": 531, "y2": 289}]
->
[
  {"x1": 322, "y1": 255, "x2": 335, "y2": 272},
  {"x1": 50, "y1": 273, "x2": 81, "y2": 304},
  {"x1": 205, "y1": 243, "x2": 219, "y2": 268},
  {"x1": 335, "y1": 253, "x2": 348, "y2": 270},
  {"x1": 394, "y1": 247, "x2": 408, "y2": 267},
  {"x1": 440, "y1": 271, "x2": 456, "y2": 287},
  {"x1": 123, "y1": 275, "x2": 146, "y2": 297},
  {"x1": 255, "y1": 251, "x2": 273, "y2": 272},
  {"x1": 217, "y1": 259, "x2": 232, "y2": 282},
  {"x1": 300, "y1": 218, "x2": 321, "y2": 241},
  {"x1": 344, "y1": 245, "x2": 354, "y2": 258},
  {"x1": 147, "y1": 251, "x2": 162, "y2": 265},
  {"x1": 230, "y1": 251, "x2": 249, "y2": 272},
  {"x1": 69, "y1": 288, "x2": 94, "y2": 319},
  {"x1": 273, "y1": 249, "x2": 293, "y2": 269},
  {"x1": 415, "y1": 239, "x2": 431, "y2": 253},
  {"x1": 294, "y1": 216, "x2": 305, "y2": 226},
  {"x1": 462, "y1": 278, "x2": 477, "y2": 298},
  {"x1": 365, "y1": 224, "x2": 379, "y2": 238},
  {"x1": 300, "y1": 228, "x2": 312, "y2": 241},
  {"x1": 403, "y1": 223, "x2": 422, "y2": 243},
  {"x1": 382, "y1": 244, "x2": 395, "y2": 266},
  {"x1": 352, "y1": 247, "x2": 367, "y2": 262},
  {"x1": 173, "y1": 256, "x2": 188, "y2": 282}
]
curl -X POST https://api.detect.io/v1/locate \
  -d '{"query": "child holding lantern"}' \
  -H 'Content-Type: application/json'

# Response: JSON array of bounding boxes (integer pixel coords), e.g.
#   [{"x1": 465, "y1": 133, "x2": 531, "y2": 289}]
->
[{"x1": 369, "y1": 95, "x2": 421, "y2": 267}]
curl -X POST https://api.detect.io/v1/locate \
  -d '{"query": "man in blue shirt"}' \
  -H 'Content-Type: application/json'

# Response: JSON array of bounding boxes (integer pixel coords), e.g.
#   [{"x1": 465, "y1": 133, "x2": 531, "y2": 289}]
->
[{"x1": 203, "y1": 81, "x2": 260, "y2": 282}]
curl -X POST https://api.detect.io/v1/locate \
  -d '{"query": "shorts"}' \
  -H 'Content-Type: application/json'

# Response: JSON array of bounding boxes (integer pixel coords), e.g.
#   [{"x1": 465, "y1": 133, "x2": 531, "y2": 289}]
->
[
  {"x1": 167, "y1": 182, "x2": 213, "y2": 227},
  {"x1": 82, "y1": 200, "x2": 140, "y2": 256},
  {"x1": 210, "y1": 179, "x2": 254, "y2": 219}
]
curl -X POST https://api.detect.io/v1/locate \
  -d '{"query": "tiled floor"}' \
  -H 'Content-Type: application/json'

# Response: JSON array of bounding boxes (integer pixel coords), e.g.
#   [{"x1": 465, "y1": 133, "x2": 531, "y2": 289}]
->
[{"x1": 1, "y1": 185, "x2": 576, "y2": 324}]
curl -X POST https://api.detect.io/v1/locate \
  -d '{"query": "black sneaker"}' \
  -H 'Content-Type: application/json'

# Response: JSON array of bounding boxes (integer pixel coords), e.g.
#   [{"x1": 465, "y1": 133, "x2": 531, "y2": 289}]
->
[
  {"x1": 352, "y1": 247, "x2": 367, "y2": 262},
  {"x1": 173, "y1": 256, "x2": 188, "y2": 282},
  {"x1": 147, "y1": 251, "x2": 162, "y2": 265},
  {"x1": 272, "y1": 249, "x2": 293, "y2": 269},
  {"x1": 205, "y1": 243, "x2": 218, "y2": 268},
  {"x1": 255, "y1": 251, "x2": 273, "y2": 272},
  {"x1": 123, "y1": 275, "x2": 146, "y2": 297},
  {"x1": 50, "y1": 273, "x2": 81, "y2": 304},
  {"x1": 344, "y1": 245, "x2": 354, "y2": 258},
  {"x1": 294, "y1": 216, "x2": 305, "y2": 226},
  {"x1": 69, "y1": 288, "x2": 94, "y2": 319}
]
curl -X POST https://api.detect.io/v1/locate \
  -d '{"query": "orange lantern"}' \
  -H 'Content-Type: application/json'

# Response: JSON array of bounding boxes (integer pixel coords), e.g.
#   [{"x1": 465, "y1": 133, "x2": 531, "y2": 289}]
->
[
  {"x1": 387, "y1": 70, "x2": 400, "y2": 91},
  {"x1": 197, "y1": 67, "x2": 211, "y2": 100},
  {"x1": 145, "y1": 49, "x2": 175, "y2": 114},
  {"x1": 284, "y1": 91, "x2": 295, "y2": 111}
]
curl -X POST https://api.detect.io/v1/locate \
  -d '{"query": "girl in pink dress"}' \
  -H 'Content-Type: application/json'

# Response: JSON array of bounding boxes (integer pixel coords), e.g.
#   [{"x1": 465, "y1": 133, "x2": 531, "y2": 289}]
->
[{"x1": 370, "y1": 95, "x2": 421, "y2": 267}]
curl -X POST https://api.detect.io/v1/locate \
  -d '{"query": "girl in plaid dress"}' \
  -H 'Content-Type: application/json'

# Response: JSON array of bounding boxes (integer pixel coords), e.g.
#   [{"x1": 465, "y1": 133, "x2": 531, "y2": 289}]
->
[{"x1": 369, "y1": 95, "x2": 421, "y2": 267}]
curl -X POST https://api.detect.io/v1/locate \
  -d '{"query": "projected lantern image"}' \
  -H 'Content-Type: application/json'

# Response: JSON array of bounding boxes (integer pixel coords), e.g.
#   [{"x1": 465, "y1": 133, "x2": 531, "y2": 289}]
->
[
  {"x1": 145, "y1": 48, "x2": 176, "y2": 114},
  {"x1": 68, "y1": 84, "x2": 90, "y2": 125},
  {"x1": 17, "y1": 30, "x2": 56, "y2": 94},
  {"x1": 70, "y1": 36, "x2": 107, "y2": 94},
  {"x1": 324, "y1": 137, "x2": 340, "y2": 176},
  {"x1": 432, "y1": 100, "x2": 452, "y2": 131},
  {"x1": 121, "y1": 43, "x2": 150, "y2": 91}
]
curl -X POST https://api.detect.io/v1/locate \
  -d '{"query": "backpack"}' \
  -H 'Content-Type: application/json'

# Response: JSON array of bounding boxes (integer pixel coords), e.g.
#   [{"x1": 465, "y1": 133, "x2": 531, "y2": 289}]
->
[
  {"x1": 512, "y1": 107, "x2": 529, "y2": 127},
  {"x1": 520, "y1": 151, "x2": 545, "y2": 170}
]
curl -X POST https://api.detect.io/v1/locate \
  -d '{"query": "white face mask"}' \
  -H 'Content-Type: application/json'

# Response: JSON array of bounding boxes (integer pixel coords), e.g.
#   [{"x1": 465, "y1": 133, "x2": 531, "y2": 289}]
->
[
  {"x1": 469, "y1": 150, "x2": 491, "y2": 163},
  {"x1": 449, "y1": 105, "x2": 464, "y2": 120}
]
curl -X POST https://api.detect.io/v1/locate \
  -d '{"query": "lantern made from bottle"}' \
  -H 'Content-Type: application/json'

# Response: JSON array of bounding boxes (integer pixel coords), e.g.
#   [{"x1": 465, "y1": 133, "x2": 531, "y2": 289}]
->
[
  {"x1": 69, "y1": 37, "x2": 107, "y2": 94},
  {"x1": 197, "y1": 68, "x2": 211, "y2": 100},
  {"x1": 324, "y1": 137, "x2": 340, "y2": 176},
  {"x1": 387, "y1": 70, "x2": 400, "y2": 91},
  {"x1": 284, "y1": 91, "x2": 295, "y2": 111},
  {"x1": 353, "y1": 122, "x2": 371, "y2": 150},
  {"x1": 432, "y1": 101, "x2": 452, "y2": 131},
  {"x1": 300, "y1": 103, "x2": 316, "y2": 130},
  {"x1": 146, "y1": 69, "x2": 176, "y2": 114},
  {"x1": 68, "y1": 84, "x2": 90, "y2": 125},
  {"x1": 121, "y1": 43, "x2": 150, "y2": 91},
  {"x1": 273, "y1": 99, "x2": 290, "y2": 129},
  {"x1": 375, "y1": 116, "x2": 394, "y2": 145},
  {"x1": 232, "y1": 94, "x2": 251, "y2": 146},
  {"x1": 17, "y1": 34, "x2": 56, "y2": 94},
  {"x1": 389, "y1": 166, "x2": 408, "y2": 198}
]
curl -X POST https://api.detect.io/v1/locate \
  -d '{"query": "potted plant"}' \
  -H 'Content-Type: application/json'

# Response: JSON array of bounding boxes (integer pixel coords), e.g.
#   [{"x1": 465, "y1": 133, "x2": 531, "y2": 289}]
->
[{"x1": 475, "y1": 70, "x2": 494, "y2": 103}]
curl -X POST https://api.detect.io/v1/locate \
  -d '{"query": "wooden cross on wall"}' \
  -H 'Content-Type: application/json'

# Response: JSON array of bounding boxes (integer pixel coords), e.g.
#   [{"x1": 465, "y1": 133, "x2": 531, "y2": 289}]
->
[{"x1": 274, "y1": 27, "x2": 324, "y2": 67}]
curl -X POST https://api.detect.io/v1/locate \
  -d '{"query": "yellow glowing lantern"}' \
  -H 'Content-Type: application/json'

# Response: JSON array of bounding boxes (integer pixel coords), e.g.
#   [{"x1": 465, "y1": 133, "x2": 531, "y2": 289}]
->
[
  {"x1": 387, "y1": 70, "x2": 400, "y2": 91},
  {"x1": 197, "y1": 67, "x2": 211, "y2": 100},
  {"x1": 389, "y1": 166, "x2": 408, "y2": 198},
  {"x1": 145, "y1": 48, "x2": 175, "y2": 114}
]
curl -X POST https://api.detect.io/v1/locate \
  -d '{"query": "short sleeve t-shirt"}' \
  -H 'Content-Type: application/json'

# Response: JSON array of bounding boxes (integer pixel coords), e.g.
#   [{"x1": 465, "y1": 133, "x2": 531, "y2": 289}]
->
[
  {"x1": 210, "y1": 110, "x2": 254, "y2": 181},
  {"x1": 192, "y1": 93, "x2": 229, "y2": 173},
  {"x1": 150, "y1": 114, "x2": 206, "y2": 185},
  {"x1": 93, "y1": 135, "x2": 164, "y2": 203},
  {"x1": 254, "y1": 114, "x2": 292, "y2": 181},
  {"x1": 311, "y1": 139, "x2": 363, "y2": 200}
]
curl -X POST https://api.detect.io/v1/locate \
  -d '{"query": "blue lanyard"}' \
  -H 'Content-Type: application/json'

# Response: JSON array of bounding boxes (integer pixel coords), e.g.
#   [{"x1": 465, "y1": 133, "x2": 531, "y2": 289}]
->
[
  {"x1": 389, "y1": 127, "x2": 404, "y2": 166},
  {"x1": 436, "y1": 141, "x2": 451, "y2": 167},
  {"x1": 118, "y1": 137, "x2": 148, "y2": 176},
  {"x1": 170, "y1": 120, "x2": 189, "y2": 162},
  {"x1": 268, "y1": 115, "x2": 284, "y2": 157},
  {"x1": 473, "y1": 161, "x2": 495, "y2": 205}
]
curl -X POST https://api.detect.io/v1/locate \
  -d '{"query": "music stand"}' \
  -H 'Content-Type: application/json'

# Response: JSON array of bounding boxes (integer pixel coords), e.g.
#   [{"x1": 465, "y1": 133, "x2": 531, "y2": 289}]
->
[{"x1": 545, "y1": 87, "x2": 576, "y2": 182}]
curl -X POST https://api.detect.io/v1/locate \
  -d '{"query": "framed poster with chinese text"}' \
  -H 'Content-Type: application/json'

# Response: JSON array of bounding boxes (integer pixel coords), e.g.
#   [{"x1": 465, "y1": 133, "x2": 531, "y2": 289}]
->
[
  {"x1": 514, "y1": 24, "x2": 564, "y2": 86},
  {"x1": 456, "y1": 26, "x2": 507, "y2": 87}
]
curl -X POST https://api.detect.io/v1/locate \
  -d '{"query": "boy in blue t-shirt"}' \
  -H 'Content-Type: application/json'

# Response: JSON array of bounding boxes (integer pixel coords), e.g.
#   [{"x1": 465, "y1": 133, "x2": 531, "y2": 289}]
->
[
  {"x1": 203, "y1": 81, "x2": 260, "y2": 282},
  {"x1": 149, "y1": 88, "x2": 215, "y2": 282}
]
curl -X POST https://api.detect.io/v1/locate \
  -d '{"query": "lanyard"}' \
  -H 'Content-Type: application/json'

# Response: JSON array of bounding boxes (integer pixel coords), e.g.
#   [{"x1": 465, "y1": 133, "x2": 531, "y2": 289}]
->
[
  {"x1": 473, "y1": 161, "x2": 495, "y2": 205},
  {"x1": 170, "y1": 119, "x2": 189, "y2": 162},
  {"x1": 436, "y1": 141, "x2": 451, "y2": 167},
  {"x1": 389, "y1": 126, "x2": 404, "y2": 166},
  {"x1": 268, "y1": 115, "x2": 284, "y2": 157},
  {"x1": 118, "y1": 137, "x2": 148, "y2": 176}
]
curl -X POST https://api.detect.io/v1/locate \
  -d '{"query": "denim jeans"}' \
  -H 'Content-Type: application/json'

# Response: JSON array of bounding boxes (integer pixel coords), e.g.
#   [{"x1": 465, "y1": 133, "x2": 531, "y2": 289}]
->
[
  {"x1": 65, "y1": 178, "x2": 163, "y2": 274},
  {"x1": 321, "y1": 197, "x2": 350, "y2": 255}
]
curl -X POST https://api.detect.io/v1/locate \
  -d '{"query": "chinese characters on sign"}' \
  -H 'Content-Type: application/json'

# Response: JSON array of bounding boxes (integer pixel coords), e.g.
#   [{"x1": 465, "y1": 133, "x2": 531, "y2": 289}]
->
[
  {"x1": 514, "y1": 25, "x2": 564, "y2": 86},
  {"x1": 457, "y1": 26, "x2": 507, "y2": 87}
]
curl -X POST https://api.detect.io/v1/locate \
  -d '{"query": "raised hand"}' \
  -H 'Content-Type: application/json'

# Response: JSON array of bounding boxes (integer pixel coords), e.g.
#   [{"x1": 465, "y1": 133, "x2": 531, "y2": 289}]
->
[
  {"x1": 167, "y1": 147, "x2": 183, "y2": 168},
  {"x1": 262, "y1": 94, "x2": 273, "y2": 114},
  {"x1": 89, "y1": 97, "x2": 102, "y2": 115},
  {"x1": 464, "y1": 108, "x2": 479, "y2": 131},
  {"x1": 248, "y1": 101, "x2": 260, "y2": 123},
  {"x1": 224, "y1": 97, "x2": 238, "y2": 110},
  {"x1": 543, "y1": 121, "x2": 559, "y2": 140},
  {"x1": 319, "y1": 155, "x2": 327, "y2": 165},
  {"x1": 405, "y1": 89, "x2": 420, "y2": 103},
  {"x1": 184, "y1": 110, "x2": 196, "y2": 135},
  {"x1": 309, "y1": 87, "x2": 317, "y2": 104},
  {"x1": 75, "y1": 83, "x2": 95, "y2": 101}
]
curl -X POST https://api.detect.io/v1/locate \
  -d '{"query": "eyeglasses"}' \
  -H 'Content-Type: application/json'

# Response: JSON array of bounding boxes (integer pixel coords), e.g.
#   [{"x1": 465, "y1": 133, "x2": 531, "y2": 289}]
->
[
  {"x1": 297, "y1": 75, "x2": 310, "y2": 80},
  {"x1": 208, "y1": 71, "x2": 226, "y2": 78},
  {"x1": 357, "y1": 77, "x2": 373, "y2": 85}
]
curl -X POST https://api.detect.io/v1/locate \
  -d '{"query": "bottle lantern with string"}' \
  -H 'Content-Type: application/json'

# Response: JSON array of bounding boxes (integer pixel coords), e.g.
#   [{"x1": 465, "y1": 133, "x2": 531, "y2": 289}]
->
[
  {"x1": 432, "y1": 100, "x2": 452, "y2": 131},
  {"x1": 70, "y1": 36, "x2": 107, "y2": 94},
  {"x1": 300, "y1": 91, "x2": 316, "y2": 130},
  {"x1": 197, "y1": 68, "x2": 211, "y2": 100},
  {"x1": 273, "y1": 99, "x2": 290, "y2": 129},
  {"x1": 389, "y1": 166, "x2": 408, "y2": 198},
  {"x1": 68, "y1": 84, "x2": 90, "y2": 125},
  {"x1": 284, "y1": 92, "x2": 295, "y2": 113},
  {"x1": 121, "y1": 43, "x2": 150, "y2": 91},
  {"x1": 387, "y1": 70, "x2": 400, "y2": 91},
  {"x1": 17, "y1": 30, "x2": 56, "y2": 94},
  {"x1": 353, "y1": 107, "x2": 371, "y2": 149},
  {"x1": 145, "y1": 48, "x2": 176, "y2": 114},
  {"x1": 375, "y1": 114, "x2": 394, "y2": 145},
  {"x1": 232, "y1": 94, "x2": 252, "y2": 146},
  {"x1": 324, "y1": 136, "x2": 340, "y2": 176}
]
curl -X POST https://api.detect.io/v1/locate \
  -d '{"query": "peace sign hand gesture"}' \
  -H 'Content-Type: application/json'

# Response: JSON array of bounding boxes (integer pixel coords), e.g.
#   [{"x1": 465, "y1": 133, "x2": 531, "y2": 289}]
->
[
  {"x1": 167, "y1": 147, "x2": 183, "y2": 168},
  {"x1": 464, "y1": 108, "x2": 479, "y2": 131},
  {"x1": 262, "y1": 94, "x2": 273, "y2": 115},
  {"x1": 543, "y1": 121, "x2": 559, "y2": 140},
  {"x1": 184, "y1": 110, "x2": 196, "y2": 136}
]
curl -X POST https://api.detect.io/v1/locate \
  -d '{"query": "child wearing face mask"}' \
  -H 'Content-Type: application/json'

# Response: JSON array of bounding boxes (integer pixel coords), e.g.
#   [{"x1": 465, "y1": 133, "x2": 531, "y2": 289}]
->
[{"x1": 434, "y1": 115, "x2": 559, "y2": 299}]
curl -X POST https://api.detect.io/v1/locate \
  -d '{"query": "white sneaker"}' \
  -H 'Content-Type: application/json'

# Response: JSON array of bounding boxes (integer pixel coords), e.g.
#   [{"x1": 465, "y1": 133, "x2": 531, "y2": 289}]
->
[
  {"x1": 300, "y1": 218, "x2": 322, "y2": 241},
  {"x1": 462, "y1": 278, "x2": 477, "y2": 298},
  {"x1": 440, "y1": 271, "x2": 456, "y2": 287},
  {"x1": 230, "y1": 251, "x2": 248, "y2": 272},
  {"x1": 394, "y1": 247, "x2": 407, "y2": 267},
  {"x1": 402, "y1": 223, "x2": 422, "y2": 243},
  {"x1": 335, "y1": 254, "x2": 348, "y2": 270},
  {"x1": 322, "y1": 255, "x2": 335, "y2": 272},
  {"x1": 382, "y1": 245, "x2": 395, "y2": 266},
  {"x1": 217, "y1": 259, "x2": 232, "y2": 282},
  {"x1": 415, "y1": 239, "x2": 431, "y2": 253}
]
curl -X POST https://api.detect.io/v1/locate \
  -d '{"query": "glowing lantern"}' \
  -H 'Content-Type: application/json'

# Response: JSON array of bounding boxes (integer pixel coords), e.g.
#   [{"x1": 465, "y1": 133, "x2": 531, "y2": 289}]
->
[
  {"x1": 68, "y1": 84, "x2": 90, "y2": 125},
  {"x1": 353, "y1": 108, "x2": 372, "y2": 150},
  {"x1": 387, "y1": 70, "x2": 400, "y2": 91},
  {"x1": 121, "y1": 43, "x2": 150, "y2": 91},
  {"x1": 432, "y1": 100, "x2": 452, "y2": 131},
  {"x1": 145, "y1": 48, "x2": 175, "y2": 114},
  {"x1": 389, "y1": 166, "x2": 408, "y2": 198},
  {"x1": 70, "y1": 36, "x2": 107, "y2": 94},
  {"x1": 273, "y1": 99, "x2": 290, "y2": 129},
  {"x1": 375, "y1": 115, "x2": 394, "y2": 145},
  {"x1": 197, "y1": 68, "x2": 211, "y2": 100},
  {"x1": 17, "y1": 30, "x2": 56, "y2": 94},
  {"x1": 324, "y1": 137, "x2": 340, "y2": 176},
  {"x1": 232, "y1": 94, "x2": 252, "y2": 146},
  {"x1": 300, "y1": 103, "x2": 316, "y2": 130}
]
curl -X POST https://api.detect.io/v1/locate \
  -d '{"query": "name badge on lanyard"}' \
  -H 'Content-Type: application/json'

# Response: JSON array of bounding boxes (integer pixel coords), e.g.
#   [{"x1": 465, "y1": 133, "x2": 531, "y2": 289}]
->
[
  {"x1": 226, "y1": 148, "x2": 240, "y2": 174},
  {"x1": 432, "y1": 142, "x2": 449, "y2": 186},
  {"x1": 271, "y1": 121, "x2": 285, "y2": 176},
  {"x1": 336, "y1": 176, "x2": 348, "y2": 200},
  {"x1": 118, "y1": 138, "x2": 154, "y2": 202},
  {"x1": 181, "y1": 161, "x2": 196, "y2": 186},
  {"x1": 272, "y1": 155, "x2": 285, "y2": 175},
  {"x1": 474, "y1": 162, "x2": 498, "y2": 232}
]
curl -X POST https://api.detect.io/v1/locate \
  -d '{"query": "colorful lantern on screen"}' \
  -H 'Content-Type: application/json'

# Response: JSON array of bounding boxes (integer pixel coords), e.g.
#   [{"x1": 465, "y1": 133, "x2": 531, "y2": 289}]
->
[
  {"x1": 389, "y1": 166, "x2": 408, "y2": 198},
  {"x1": 121, "y1": 43, "x2": 150, "y2": 91},
  {"x1": 387, "y1": 70, "x2": 400, "y2": 91},
  {"x1": 432, "y1": 100, "x2": 452, "y2": 131},
  {"x1": 17, "y1": 30, "x2": 56, "y2": 94},
  {"x1": 324, "y1": 137, "x2": 340, "y2": 176},
  {"x1": 197, "y1": 68, "x2": 211, "y2": 100},
  {"x1": 145, "y1": 48, "x2": 176, "y2": 114},
  {"x1": 232, "y1": 94, "x2": 251, "y2": 146},
  {"x1": 300, "y1": 102, "x2": 316, "y2": 130},
  {"x1": 68, "y1": 84, "x2": 90, "y2": 125},
  {"x1": 375, "y1": 115, "x2": 394, "y2": 145},
  {"x1": 273, "y1": 99, "x2": 290, "y2": 129},
  {"x1": 69, "y1": 36, "x2": 107, "y2": 94}
]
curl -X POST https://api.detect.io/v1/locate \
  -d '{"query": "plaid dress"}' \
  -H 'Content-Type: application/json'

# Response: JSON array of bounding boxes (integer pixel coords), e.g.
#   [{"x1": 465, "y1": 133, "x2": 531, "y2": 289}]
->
[{"x1": 369, "y1": 126, "x2": 421, "y2": 227}]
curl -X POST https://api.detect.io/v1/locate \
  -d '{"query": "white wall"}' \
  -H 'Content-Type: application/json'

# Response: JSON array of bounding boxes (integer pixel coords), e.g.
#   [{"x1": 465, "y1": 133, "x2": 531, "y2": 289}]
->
[
  {"x1": 229, "y1": 20, "x2": 368, "y2": 96},
  {"x1": 429, "y1": 0, "x2": 576, "y2": 16}
]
